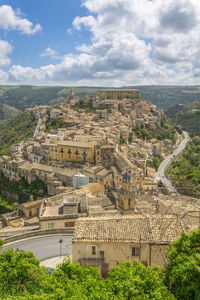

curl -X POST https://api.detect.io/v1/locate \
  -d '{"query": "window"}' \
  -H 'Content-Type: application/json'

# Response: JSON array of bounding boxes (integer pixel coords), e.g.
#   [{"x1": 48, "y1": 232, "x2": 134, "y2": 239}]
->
[
  {"x1": 29, "y1": 211, "x2": 32, "y2": 217},
  {"x1": 128, "y1": 198, "x2": 131, "y2": 206},
  {"x1": 92, "y1": 246, "x2": 96, "y2": 255},
  {"x1": 47, "y1": 223, "x2": 54, "y2": 229},
  {"x1": 65, "y1": 222, "x2": 75, "y2": 228},
  {"x1": 132, "y1": 247, "x2": 140, "y2": 256},
  {"x1": 100, "y1": 251, "x2": 104, "y2": 258}
]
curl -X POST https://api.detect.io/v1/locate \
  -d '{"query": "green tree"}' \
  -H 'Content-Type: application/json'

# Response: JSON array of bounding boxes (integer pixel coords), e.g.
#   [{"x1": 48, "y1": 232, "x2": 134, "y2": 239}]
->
[
  {"x1": 105, "y1": 261, "x2": 175, "y2": 299},
  {"x1": 0, "y1": 239, "x2": 3, "y2": 250},
  {"x1": 42, "y1": 259, "x2": 105, "y2": 299},
  {"x1": 164, "y1": 227, "x2": 200, "y2": 300},
  {"x1": 0, "y1": 248, "x2": 47, "y2": 297}
]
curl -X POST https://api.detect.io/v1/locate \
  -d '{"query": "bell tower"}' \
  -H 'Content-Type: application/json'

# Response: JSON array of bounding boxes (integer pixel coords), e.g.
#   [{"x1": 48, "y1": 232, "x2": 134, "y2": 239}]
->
[{"x1": 118, "y1": 172, "x2": 136, "y2": 215}]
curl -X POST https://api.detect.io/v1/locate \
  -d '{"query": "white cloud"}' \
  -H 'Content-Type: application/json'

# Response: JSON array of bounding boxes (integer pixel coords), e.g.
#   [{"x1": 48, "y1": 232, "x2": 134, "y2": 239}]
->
[
  {"x1": 40, "y1": 47, "x2": 58, "y2": 59},
  {"x1": 0, "y1": 39, "x2": 12, "y2": 66},
  {"x1": 0, "y1": 69, "x2": 9, "y2": 82},
  {"x1": 67, "y1": 28, "x2": 73, "y2": 35},
  {"x1": 0, "y1": 5, "x2": 41, "y2": 35},
  {"x1": 3, "y1": 0, "x2": 200, "y2": 85}
]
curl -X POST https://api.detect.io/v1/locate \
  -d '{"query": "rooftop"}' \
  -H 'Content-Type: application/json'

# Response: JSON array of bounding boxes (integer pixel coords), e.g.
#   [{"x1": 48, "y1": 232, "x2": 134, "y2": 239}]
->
[
  {"x1": 74, "y1": 215, "x2": 190, "y2": 243},
  {"x1": 98, "y1": 89, "x2": 139, "y2": 92}
]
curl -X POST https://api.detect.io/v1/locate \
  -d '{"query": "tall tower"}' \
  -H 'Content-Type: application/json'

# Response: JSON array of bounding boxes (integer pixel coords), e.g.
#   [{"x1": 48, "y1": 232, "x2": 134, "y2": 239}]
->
[{"x1": 118, "y1": 172, "x2": 136, "y2": 215}]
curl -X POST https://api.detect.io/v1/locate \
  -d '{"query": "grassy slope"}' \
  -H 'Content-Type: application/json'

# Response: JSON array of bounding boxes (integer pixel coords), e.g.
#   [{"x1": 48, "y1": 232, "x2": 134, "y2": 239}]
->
[
  {"x1": 166, "y1": 100, "x2": 200, "y2": 136},
  {"x1": 0, "y1": 104, "x2": 20, "y2": 120},
  {"x1": 0, "y1": 110, "x2": 37, "y2": 156}
]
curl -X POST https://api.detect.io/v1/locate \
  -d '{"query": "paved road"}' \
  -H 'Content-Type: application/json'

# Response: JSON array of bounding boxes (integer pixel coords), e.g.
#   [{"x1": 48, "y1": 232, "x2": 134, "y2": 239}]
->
[
  {"x1": 0, "y1": 235, "x2": 73, "y2": 261},
  {"x1": 156, "y1": 131, "x2": 190, "y2": 193}
]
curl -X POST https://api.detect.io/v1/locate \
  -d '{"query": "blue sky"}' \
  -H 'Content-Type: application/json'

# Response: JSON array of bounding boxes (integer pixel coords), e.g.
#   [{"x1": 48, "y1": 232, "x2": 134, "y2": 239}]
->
[
  {"x1": 0, "y1": 0, "x2": 200, "y2": 86},
  {"x1": 0, "y1": 0, "x2": 90, "y2": 67}
]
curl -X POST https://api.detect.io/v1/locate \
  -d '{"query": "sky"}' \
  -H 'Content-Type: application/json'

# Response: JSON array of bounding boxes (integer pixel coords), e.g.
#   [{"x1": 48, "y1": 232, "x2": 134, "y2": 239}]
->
[{"x1": 0, "y1": 0, "x2": 200, "y2": 86}]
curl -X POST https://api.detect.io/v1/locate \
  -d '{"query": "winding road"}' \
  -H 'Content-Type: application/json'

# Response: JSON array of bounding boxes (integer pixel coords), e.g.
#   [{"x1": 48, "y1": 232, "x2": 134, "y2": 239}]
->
[
  {"x1": 156, "y1": 131, "x2": 190, "y2": 193},
  {"x1": 0, "y1": 235, "x2": 73, "y2": 261}
]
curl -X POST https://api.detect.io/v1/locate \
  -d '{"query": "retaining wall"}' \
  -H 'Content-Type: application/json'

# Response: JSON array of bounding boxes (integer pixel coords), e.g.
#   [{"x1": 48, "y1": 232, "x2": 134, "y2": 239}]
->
[{"x1": 3, "y1": 228, "x2": 74, "y2": 244}]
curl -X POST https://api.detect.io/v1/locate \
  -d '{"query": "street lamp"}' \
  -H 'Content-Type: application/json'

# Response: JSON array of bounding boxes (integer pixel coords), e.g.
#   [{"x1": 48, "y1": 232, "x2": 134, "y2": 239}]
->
[{"x1": 59, "y1": 239, "x2": 63, "y2": 257}]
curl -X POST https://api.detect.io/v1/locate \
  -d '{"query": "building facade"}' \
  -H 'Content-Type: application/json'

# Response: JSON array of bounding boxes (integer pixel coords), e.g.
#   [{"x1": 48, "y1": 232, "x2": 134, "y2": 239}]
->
[
  {"x1": 98, "y1": 89, "x2": 140, "y2": 100},
  {"x1": 47, "y1": 141, "x2": 100, "y2": 164},
  {"x1": 72, "y1": 215, "x2": 189, "y2": 277}
]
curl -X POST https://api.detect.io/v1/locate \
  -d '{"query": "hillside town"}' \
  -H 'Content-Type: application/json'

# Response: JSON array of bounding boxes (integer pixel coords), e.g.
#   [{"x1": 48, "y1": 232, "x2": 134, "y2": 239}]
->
[{"x1": 0, "y1": 88, "x2": 199, "y2": 276}]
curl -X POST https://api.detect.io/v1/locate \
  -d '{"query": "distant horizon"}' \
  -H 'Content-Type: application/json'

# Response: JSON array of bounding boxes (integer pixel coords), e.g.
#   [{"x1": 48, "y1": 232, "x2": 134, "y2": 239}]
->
[{"x1": 0, "y1": 84, "x2": 200, "y2": 88}]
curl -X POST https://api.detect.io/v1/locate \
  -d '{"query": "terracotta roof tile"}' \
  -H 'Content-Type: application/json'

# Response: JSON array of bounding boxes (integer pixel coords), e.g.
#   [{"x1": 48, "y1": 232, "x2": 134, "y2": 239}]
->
[{"x1": 74, "y1": 215, "x2": 189, "y2": 243}]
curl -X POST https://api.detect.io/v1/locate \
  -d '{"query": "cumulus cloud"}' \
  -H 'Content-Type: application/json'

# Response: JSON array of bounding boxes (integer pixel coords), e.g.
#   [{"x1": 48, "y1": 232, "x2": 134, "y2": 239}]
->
[
  {"x1": 40, "y1": 47, "x2": 57, "y2": 57},
  {"x1": 159, "y1": 1, "x2": 197, "y2": 33},
  {"x1": 0, "y1": 39, "x2": 12, "y2": 66},
  {"x1": 4, "y1": 0, "x2": 200, "y2": 85},
  {"x1": 0, "y1": 5, "x2": 41, "y2": 35},
  {"x1": 39, "y1": 47, "x2": 62, "y2": 60}
]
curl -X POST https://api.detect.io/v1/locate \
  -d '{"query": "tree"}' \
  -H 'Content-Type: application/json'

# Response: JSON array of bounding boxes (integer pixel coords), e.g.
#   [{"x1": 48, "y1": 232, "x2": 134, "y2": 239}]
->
[
  {"x1": 105, "y1": 261, "x2": 175, "y2": 299},
  {"x1": 0, "y1": 239, "x2": 3, "y2": 250},
  {"x1": 164, "y1": 227, "x2": 200, "y2": 300},
  {"x1": 42, "y1": 259, "x2": 105, "y2": 299},
  {"x1": 0, "y1": 248, "x2": 47, "y2": 297}
]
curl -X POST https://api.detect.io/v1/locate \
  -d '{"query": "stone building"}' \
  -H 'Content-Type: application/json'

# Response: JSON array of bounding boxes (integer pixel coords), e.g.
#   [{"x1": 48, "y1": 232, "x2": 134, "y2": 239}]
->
[
  {"x1": 46, "y1": 140, "x2": 101, "y2": 164},
  {"x1": 72, "y1": 215, "x2": 189, "y2": 277},
  {"x1": 39, "y1": 194, "x2": 79, "y2": 230},
  {"x1": 98, "y1": 89, "x2": 140, "y2": 100}
]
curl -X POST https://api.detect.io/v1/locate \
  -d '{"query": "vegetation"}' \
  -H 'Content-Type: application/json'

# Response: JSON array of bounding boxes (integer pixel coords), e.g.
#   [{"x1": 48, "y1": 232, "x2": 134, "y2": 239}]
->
[
  {"x1": 0, "y1": 176, "x2": 47, "y2": 204},
  {"x1": 166, "y1": 100, "x2": 200, "y2": 137},
  {"x1": 45, "y1": 117, "x2": 67, "y2": 132},
  {"x1": 132, "y1": 115, "x2": 176, "y2": 143},
  {"x1": 0, "y1": 248, "x2": 48, "y2": 297},
  {"x1": 119, "y1": 137, "x2": 125, "y2": 144},
  {"x1": 0, "y1": 110, "x2": 37, "y2": 156},
  {"x1": 136, "y1": 85, "x2": 200, "y2": 109},
  {"x1": 0, "y1": 227, "x2": 200, "y2": 299},
  {"x1": 147, "y1": 155, "x2": 163, "y2": 170},
  {"x1": 164, "y1": 227, "x2": 200, "y2": 300},
  {"x1": 166, "y1": 137, "x2": 200, "y2": 197},
  {"x1": 73, "y1": 98, "x2": 99, "y2": 113},
  {"x1": 1, "y1": 85, "x2": 200, "y2": 113},
  {"x1": 0, "y1": 104, "x2": 20, "y2": 120},
  {"x1": 0, "y1": 86, "x2": 71, "y2": 110},
  {"x1": 0, "y1": 196, "x2": 15, "y2": 216}
]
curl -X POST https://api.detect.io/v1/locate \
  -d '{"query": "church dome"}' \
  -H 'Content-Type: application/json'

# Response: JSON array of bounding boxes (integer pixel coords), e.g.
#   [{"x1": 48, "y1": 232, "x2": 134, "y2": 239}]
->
[{"x1": 123, "y1": 172, "x2": 131, "y2": 181}]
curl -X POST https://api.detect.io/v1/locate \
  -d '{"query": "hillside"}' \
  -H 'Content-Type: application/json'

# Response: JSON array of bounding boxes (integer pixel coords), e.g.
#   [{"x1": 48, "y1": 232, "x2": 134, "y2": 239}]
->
[
  {"x1": 166, "y1": 137, "x2": 200, "y2": 197},
  {"x1": 136, "y1": 85, "x2": 200, "y2": 109},
  {"x1": 1, "y1": 85, "x2": 200, "y2": 111},
  {"x1": 165, "y1": 100, "x2": 200, "y2": 137},
  {"x1": 0, "y1": 104, "x2": 20, "y2": 120},
  {"x1": 0, "y1": 110, "x2": 37, "y2": 156},
  {"x1": 0, "y1": 86, "x2": 71, "y2": 110}
]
